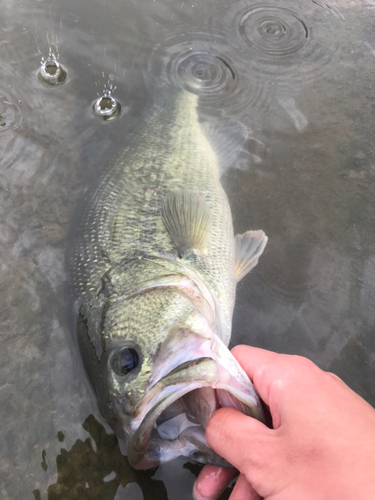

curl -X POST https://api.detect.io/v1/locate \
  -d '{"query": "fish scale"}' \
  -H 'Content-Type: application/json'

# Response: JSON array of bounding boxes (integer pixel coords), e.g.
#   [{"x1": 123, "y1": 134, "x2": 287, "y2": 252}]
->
[
  {"x1": 69, "y1": 90, "x2": 236, "y2": 343},
  {"x1": 67, "y1": 88, "x2": 267, "y2": 470}
]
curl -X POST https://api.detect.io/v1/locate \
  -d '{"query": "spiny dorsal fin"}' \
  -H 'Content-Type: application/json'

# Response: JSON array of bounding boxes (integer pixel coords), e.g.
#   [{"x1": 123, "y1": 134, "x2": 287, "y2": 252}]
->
[
  {"x1": 235, "y1": 230, "x2": 268, "y2": 282},
  {"x1": 161, "y1": 190, "x2": 212, "y2": 256}
]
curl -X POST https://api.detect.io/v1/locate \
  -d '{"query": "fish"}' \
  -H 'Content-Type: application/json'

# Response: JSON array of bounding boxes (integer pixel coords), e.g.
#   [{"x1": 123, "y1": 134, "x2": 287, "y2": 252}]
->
[{"x1": 67, "y1": 88, "x2": 268, "y2": 470}]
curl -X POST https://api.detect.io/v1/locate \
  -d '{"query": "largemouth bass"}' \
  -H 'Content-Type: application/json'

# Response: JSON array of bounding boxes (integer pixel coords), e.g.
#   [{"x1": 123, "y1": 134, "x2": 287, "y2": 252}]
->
[{"x1": 67, "y1": 89, "x2": 267, "y2": 469}]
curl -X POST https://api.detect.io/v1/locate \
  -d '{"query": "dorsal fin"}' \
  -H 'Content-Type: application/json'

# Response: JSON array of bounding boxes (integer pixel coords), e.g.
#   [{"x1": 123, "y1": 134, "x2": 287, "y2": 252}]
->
[
  {"x1": 235, "y1": 230, "x2": 268, "y2": 282},
  {"x1": 161, "y1": 190, "x2": 212, "y2": 257}
]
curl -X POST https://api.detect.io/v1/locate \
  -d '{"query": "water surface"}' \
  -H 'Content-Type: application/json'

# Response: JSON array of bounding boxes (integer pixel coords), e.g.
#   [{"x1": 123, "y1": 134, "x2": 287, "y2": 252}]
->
[{"x1": 0, "y1": 0, "x2": 374, "y2": 498}]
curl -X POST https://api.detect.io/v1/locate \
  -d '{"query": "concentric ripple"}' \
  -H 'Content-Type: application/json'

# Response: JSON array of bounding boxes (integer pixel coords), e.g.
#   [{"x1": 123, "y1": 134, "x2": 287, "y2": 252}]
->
[
  {"x1": 148, "y1": 30, "x2": 270, "y2": 113},
  {"x1": 0, "y1": 91, "x2": 24, "y2": 171},
  {"x1": 174, "y1": 51, "x2": 235, "y2": 96},
  {"x1": 239, "y1": 7, "x2": 309, "y2": 56},
  {"x1": 229, "y1": 0, "x2": 344, "y2": 83},
  {"x1": 0, "y1": 94, "x2": 22, "y2": 133},
  {"x1": 147, "y1": 30, "x2": 269, "y2": 170}
]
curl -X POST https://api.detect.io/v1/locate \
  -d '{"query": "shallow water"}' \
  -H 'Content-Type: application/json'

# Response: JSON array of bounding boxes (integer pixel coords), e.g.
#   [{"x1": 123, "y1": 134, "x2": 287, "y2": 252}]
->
[{"x1": 0, "y1": 0, "x2": 374, "y2": 498}]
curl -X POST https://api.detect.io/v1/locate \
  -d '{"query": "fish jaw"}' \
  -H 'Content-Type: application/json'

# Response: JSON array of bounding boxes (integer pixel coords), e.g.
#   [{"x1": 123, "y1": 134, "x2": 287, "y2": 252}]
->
[{"x1": 126, "y1": 332, "x2": 264, "y2": 469}]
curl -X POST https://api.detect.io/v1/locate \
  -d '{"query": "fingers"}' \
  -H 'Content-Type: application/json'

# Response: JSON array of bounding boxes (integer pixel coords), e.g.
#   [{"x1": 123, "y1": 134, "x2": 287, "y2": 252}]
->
[
  {"x1": 230, "y1": 474, "x2": 262, "y2": 500},
  {"x1": 193, "y1": 468, "x2": 261, "y2": 500},
  {"x1": 193, "y1": 465, "x2": 237, "y2": 500},
  {"x1": 205, "y1": 407, "x2": 275, "y2": 474},
  {"x1": 231, "y1": 345, "x2": 282, "y2": 381},
  {"x1": 231, "y1": 346, "x2": 284, "y2": 406},
  {"x1": 231, "y1": 345, "x2": 322, "y2": 408}
]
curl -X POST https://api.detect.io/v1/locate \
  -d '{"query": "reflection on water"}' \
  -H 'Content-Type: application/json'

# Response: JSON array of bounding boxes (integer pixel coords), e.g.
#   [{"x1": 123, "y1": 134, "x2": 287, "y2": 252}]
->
[
  {"x1": 33, "y1": 415, "x2": 168, "y2": 500},
  {"x1": 0, "y1": 0, "x2": 374, "y2": 498},
  {"x1": 32, "y1": 415, "x2": 228, "y2": 500}
]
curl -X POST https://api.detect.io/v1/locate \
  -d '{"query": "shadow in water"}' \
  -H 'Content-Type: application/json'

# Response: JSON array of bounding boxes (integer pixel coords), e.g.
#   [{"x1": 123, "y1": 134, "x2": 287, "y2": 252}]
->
[
  {"x1": 33, "y1": 415, "x2": 166, "y2": 500},
  {"x1": 33, "y1": 415, "x2": 232, "y2": 500}
]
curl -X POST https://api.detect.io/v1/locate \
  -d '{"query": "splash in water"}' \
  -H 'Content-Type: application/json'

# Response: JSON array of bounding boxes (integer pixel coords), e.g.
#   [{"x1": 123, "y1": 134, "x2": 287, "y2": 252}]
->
[
  {"x1": 39, "y1": 48, "x2": 67, "y2": 86},
  {"x1": 93, "y1": 75, "x2": 121, "y2": 120}
]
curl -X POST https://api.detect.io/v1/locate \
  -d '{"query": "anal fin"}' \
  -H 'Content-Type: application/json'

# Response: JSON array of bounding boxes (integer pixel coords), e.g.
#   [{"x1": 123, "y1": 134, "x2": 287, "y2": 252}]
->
[
  {"x1": 161, "y1": 190, "x2": 212, "y2": 257},
  {"x1": 235, "y1": 230, "x2": 268, "y2": 282}
]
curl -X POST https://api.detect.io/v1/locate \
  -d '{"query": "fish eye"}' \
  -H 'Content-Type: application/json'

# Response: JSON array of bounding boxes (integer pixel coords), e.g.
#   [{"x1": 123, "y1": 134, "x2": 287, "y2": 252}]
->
[{"x1": 112, "y1": 348, "x2": 139, "y2": 376}]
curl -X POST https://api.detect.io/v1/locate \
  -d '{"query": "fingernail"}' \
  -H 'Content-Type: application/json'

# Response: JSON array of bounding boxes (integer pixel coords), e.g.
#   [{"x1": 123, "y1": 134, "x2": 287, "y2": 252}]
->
[{"x1": 193, "y1": 482, "x2": 213, "y2": 500}]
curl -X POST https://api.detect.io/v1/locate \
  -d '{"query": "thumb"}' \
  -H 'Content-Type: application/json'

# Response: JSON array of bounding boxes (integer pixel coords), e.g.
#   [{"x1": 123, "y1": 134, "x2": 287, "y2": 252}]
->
[{"x1": 206, "y1": 407, "x2": 278, "y2": 477}]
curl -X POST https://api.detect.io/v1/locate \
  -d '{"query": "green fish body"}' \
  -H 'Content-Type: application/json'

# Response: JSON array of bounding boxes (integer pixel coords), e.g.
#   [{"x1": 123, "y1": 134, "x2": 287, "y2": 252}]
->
[{"x1": 68, "y1": 90, "x2": 267, "y2": 469}]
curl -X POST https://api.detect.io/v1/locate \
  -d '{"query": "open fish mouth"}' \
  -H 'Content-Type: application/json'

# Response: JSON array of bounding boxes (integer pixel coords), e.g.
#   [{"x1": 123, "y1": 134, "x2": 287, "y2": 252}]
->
[{"x1": 127, "y1": 354, "x2": 264, "y2": 469}]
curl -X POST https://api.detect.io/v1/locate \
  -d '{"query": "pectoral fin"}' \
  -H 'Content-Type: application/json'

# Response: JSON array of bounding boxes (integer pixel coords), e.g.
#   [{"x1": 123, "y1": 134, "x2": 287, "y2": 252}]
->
[
  {"x1": 161, "y1": 190, "x2": 212, "y2": 256},
  {"x1": 235, "y1": 230, "x2": 268, "y2": 282}
]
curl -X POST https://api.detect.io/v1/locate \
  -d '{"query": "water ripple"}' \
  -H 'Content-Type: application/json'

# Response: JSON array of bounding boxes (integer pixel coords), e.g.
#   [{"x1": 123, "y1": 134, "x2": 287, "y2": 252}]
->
[
  {"x1": 239, "y1": 6, "x2": 309, "y2": 57},
  {"x1": 174, "y1": 51, "x2": 235, "y2": 97},
  {"x1": 0, "y1": 79, "x2": 25, "y2": 171},
  {"x1": 0, "y1": 93, "x2": 22, "y2": 133},
  {"x1": 229, "y1": 0, "x2": 344, "y2": 83},
  {"x1": 148, "y1": 30, "x2": 270, "y2": 113}
]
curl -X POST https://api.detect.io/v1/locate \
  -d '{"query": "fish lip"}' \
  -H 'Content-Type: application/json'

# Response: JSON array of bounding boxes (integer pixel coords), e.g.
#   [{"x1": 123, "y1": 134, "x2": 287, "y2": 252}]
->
[{"x1": 127, "y1": 356, "x2": 264, "y2": 469}]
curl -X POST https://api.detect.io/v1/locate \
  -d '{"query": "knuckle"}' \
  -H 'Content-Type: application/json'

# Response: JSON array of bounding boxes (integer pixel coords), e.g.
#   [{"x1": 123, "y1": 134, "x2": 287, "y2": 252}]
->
[
  {"x1": 326, "y1": 371, "x2": 343, "y2": 383},
  {"x1": 287, "y1": 355, "x2": 318, "y2": 374}
]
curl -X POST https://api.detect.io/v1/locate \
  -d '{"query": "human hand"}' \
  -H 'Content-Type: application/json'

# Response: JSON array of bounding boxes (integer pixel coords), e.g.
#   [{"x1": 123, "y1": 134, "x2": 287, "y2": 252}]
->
[{"x1": 193, "y1": 346, "x2": 375, "y2": 500}]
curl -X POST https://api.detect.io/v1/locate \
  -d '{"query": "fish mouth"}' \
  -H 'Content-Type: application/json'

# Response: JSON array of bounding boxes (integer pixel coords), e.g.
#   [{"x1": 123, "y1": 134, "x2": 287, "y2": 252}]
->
[{"x1": 127, "y1": 349, "x2": 264, "y2": 469}]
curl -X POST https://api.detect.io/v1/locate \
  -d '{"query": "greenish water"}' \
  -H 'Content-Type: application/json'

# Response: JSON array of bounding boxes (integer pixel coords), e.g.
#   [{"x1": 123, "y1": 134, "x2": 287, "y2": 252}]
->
[{"x1": 0, "y1": 0, "x2": 374, "y2": 498}]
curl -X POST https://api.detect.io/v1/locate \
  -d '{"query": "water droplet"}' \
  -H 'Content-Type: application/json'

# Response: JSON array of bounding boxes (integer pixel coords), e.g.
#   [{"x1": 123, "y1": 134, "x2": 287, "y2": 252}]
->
[
  {"x1": 38, "y1": 53, "x2": 67, "y2": 86},
  {"x1": 92, "y1": 95, "x2": 121, "y2": 120}
]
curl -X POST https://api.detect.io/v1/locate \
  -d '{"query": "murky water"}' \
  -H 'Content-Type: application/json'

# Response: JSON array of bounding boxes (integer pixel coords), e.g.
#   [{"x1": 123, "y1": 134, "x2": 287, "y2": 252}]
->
[{"x1": 0, "y1": 0, "x2": 374, "y2": 498}]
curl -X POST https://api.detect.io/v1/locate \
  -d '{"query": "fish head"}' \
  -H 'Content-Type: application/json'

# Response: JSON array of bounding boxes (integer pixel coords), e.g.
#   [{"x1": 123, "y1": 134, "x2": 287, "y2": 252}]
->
[{"x1": 78, "y1": 286, "x2": 264, "y2": 470}]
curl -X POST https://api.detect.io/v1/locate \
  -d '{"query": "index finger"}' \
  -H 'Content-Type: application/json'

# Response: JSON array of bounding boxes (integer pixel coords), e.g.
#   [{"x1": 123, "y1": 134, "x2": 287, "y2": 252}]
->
[{"x1": 231, "y1": 345, "x2": 321, "y2": 409}]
